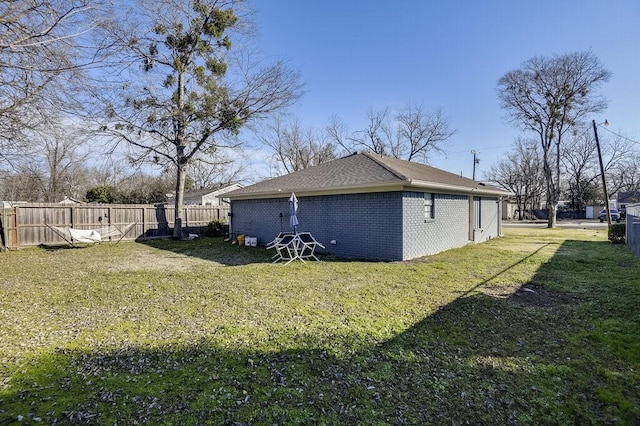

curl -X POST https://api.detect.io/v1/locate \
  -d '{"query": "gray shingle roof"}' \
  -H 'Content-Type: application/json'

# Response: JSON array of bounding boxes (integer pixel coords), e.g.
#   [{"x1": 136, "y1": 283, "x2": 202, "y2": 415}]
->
[
  {"x1": 227, "y1": 152, "x2": 510, "y2": 199},
  {"x1": 618, "y1": 191, "x2": 640, "y2": 204}
]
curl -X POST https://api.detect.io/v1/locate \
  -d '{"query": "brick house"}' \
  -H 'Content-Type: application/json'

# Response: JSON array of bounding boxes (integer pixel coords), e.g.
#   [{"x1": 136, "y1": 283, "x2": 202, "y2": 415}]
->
[{"x1": 225, "y1": 152, "x2": 512, "y2": 261}]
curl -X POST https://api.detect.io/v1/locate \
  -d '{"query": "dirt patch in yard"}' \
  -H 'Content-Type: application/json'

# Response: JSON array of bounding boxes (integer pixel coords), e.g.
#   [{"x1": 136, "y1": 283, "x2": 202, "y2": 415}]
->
[
  {"x1": 509, "y1": 285, "x2": 579, "y2": 309},
  {"x1": 483, "y1": 284, "x2": 579, "y2": 311}
]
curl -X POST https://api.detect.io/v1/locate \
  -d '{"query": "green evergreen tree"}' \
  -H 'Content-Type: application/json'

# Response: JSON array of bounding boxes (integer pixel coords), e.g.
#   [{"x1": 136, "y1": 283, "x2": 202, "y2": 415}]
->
[
  {"x1": 85, "y1": 185, "x2": 119, "y2": 204},
  {"x1": 97, "y1": 0, "x2": 302, "y2": 237}
]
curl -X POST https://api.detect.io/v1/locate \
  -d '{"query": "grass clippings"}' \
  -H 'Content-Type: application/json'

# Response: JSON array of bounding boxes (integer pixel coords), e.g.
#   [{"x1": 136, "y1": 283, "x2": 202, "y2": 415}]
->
[{"x1": 1, "y1": 227, "x2": 639, "y2": 424}]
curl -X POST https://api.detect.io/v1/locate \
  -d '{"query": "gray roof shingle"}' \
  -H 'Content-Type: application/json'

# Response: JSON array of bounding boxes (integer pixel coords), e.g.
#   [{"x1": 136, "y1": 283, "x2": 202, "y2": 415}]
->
[{"x1": 227, "y1": 152, "x2": 510, "y2": 199}]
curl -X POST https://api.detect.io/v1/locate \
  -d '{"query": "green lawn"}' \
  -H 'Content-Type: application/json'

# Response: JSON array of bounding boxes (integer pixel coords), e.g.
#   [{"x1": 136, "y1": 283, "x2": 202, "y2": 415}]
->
[{"x1": 1, "y1": 227, "x2": 639, "y2": 424}]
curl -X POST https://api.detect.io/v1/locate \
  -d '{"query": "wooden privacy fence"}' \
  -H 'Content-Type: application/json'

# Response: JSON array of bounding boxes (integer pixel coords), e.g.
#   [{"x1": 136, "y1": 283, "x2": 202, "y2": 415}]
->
[{"x1": 0, "y1": 203, "x2": 229, "y2": 250}]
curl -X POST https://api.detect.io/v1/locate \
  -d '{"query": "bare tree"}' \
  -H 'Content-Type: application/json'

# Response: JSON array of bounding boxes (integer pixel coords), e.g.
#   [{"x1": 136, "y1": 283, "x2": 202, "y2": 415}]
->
[
  {"x1": 486, "y1": 138, "x2": 544, "y2": 220},
  {"x1": 258, "y1": 117, "x2": 338, "y2": 175},
  {"x1": 601, "y1": 134, "x2": 637, "y2": 197},
  {"x1": 0, "y1": 1, "x2": 102, "y2": 157},
  {"x1": 117, "y1": 173, "x2": 174, "y2": 204},
  {"x1": 561, "y1": 131, "x2": 599, "y2": 212},
  {"x1": 94, "y1": 0, "x2": 303, "y2": 237},
  {"x1": 396, "y1": 104, "x2": 455, "y2": 162},
  {"x1": 0, "y1": 117, "x2": 92, "y2": 202},
  {"x1": 562, "y1": 128, "x2": 633, "y2": 210},
  {"x1": 186, "y1": 147, "x2": 248, "y2": 189},
  {"x1": 0, "y1": 166, "x2": 43, "y2": 201},
  {"x1": 349, "y1": 107, "x2": 395, "y2": 156},
  {"x1": 324, "y1": 115, "x2": 351, "y2": 154},
  {"x1": 39, "y1": 123, "x2": 91, "y2": 202},
  {"x1": 610, "y1": 153, "x2": 640, "y2": 196},
  {"x1": 87, "y1": 159, "x2": 131, "y2": 188},
  {"x1": 497, "y1": 51, "x2": 611, "y2": 227},
  {"x1": 328, "y1": 104, "x2": 454, "y2": 164}
]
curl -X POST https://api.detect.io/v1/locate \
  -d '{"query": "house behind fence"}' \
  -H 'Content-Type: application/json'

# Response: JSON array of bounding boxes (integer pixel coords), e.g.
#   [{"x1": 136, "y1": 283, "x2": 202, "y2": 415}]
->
[
  {"x1": 627, "y1": 203, "x2": 640, "y2": 258},
  {"x1": 0, "y1": 203, "x2": 229, "y2": 250}
]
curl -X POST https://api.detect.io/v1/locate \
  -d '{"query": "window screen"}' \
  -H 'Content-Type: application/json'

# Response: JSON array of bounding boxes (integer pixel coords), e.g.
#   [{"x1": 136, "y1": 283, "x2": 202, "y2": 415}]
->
[{"x1": 424, "y1": 193, "x2": 435, "y2": 220}]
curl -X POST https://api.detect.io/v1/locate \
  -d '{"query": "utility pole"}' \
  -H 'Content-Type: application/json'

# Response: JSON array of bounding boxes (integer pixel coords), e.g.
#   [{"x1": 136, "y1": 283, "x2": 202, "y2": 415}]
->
[
  {"x1": 471, "y1": 150, "x2": 480, "y2": 180},
  {"x1": 592, "y1": 119, "x2": 611, "y2": 226}
]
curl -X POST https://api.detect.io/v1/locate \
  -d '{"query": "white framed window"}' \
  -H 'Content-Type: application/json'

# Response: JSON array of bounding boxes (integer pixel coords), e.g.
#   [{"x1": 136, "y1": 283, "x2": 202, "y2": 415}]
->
[
  {"x1": 424, "y1": 193, "x2": 435, "y2": 220},
  {"x1": 474, "y1": 196, "x2": 482, "y2": 228}
]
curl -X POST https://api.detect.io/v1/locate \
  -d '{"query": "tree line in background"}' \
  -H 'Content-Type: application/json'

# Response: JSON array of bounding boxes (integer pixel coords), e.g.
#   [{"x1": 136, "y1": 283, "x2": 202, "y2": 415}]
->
[
  {"x1": 256, "y1": 103, "x2": 455, "y2": 176},
  {"x1": 490, "y1": 50, "x2": 640, "y2": 226},
  {"x1": 1, "y1": 0, "x2": 303, "y2": 237},
  {"x1": 485, "y1": 128, "x2": 639, "y2": 221},
  {"x1": 1, "y1": 2, "x2": 638, "y2": 231},
  {"x1": 0, "y1": 1, "x2": 455, "y2": 217}
]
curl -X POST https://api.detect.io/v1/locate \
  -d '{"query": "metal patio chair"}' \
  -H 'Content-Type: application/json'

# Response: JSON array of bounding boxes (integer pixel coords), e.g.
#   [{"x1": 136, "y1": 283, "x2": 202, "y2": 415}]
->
[
  {"x1": 266, "y1": 232, "x2": 293, "y2": 249},
  {"x1": 266, "y1": 232, "x2": 293, "y2": 259},
  {"x1": 271, "y1": 234, "x2": 299, "y2": 265},
  {"x1": 296, "y1": 232, "x2": 325, "y2": 261}
]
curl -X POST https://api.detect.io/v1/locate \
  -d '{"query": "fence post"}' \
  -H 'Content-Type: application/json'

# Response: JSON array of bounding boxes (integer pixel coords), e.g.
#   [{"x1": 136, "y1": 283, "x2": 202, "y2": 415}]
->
[
  {"x1": 9, "y1": 206, "x2": 18, "y2": 249},
  {"x1": 7, "y1": 206, "x2": 20, "y2": 249},
  {"x1": 184, "y1": 205, "x2": 189, "y2": 234},
  {"x1": 141, "y1": 206, "x2": 146, "y2": 240},
  {"x1": 0, "y1": 208, "x2": 6, "y2": 251}
]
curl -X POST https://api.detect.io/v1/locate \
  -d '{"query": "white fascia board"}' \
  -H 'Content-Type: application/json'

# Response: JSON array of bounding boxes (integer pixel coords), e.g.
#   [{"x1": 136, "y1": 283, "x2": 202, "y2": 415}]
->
[
  {"x1": 227, "y1": 180, "x2": 512, "y2": 201},
  {"x1": 409, "y1": 180, "x2": 513, "y2": 197},
  {"x1": 226, "y1": 182, "x2": 405, "y2": 200}
]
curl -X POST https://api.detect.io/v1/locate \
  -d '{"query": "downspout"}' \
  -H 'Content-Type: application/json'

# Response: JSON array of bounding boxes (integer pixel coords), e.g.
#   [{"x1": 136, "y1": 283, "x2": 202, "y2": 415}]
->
[
  {"x1": 222, "y1": 198, "x2": 233, "y2": 241},
  {"x1": 498, "y1": 197, "x2": 504, "y2": 237},
  {"x1": 468, "y1": 195, "x2": 474, "y2": 241}
]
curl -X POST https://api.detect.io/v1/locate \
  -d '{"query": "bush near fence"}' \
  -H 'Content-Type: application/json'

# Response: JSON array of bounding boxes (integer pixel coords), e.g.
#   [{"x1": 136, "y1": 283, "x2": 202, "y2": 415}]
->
[
  {"x1": 0, "y1": 203, "x2": 229, "y2": 249},
  {"x1": 608, "y1": 223, "x2": 626, "y2": 244}
]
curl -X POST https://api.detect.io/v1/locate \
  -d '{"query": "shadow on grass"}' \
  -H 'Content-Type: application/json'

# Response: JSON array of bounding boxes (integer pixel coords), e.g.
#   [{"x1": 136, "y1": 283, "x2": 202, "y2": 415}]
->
[
  {"x1": 38, "y1": 243, "x2": 88, "y2": 251},
  {"x1": 135, "y1": 236, "x2": 380, "y2": 266},
  {"x1": 136, "y1": 236, "x2": 276, "y2": 266},
  {"x1": 2, "y1": 240, "x2": 639, "y2": 424}
]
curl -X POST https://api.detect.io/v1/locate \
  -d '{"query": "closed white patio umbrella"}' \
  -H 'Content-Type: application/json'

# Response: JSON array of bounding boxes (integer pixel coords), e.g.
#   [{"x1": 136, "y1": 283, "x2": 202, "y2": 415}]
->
[{"x1": 289, "y1": 192, "x2": 299, "y2": 232}]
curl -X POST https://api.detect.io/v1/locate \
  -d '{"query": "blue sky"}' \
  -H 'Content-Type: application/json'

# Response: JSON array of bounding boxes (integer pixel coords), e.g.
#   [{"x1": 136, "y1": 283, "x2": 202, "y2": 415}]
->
[{"x1": 246, "y1": 0, "x2": 640, "y2": 180}]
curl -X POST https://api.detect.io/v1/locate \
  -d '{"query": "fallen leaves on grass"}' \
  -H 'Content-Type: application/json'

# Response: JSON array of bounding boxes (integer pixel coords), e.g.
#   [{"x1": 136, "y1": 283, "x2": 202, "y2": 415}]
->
[{"x1": 1, "y1": 231, "x2": 639, "y2": 424}]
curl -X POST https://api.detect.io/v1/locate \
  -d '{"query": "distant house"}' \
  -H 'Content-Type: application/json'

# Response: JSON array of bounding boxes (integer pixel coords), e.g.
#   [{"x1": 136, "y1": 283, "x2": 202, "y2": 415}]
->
[
  {"x1": 58, "y1": 196, "x2": 85, "y2": 205},
  {"x1": 226, "y1": 152, "x2": 512, "y2": 261},
  {"x1": 618, "y1": 191, "x2": 640, "y2": 210},
  {"x1": 1, "y1": 201, "x2": 27, "y2": 208},
  {"x1": 178, "y1": 184, "x2": 243, "y2": 206}
]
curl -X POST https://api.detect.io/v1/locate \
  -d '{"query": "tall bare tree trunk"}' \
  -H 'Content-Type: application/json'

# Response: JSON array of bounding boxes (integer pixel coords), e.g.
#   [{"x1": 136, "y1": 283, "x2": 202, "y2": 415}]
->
[
  {"x1": 173, "y1": 155, "x2": 186, "y2": 239},
  {"x1": 173, "y1": 70, "x2": 186, "y2": 239},
  {"x1": 544, "y1": 158, "x2": 558, "y2": 228},
  {"x1": 547, "y1": 200, "x2": 558, "y2": 228}
]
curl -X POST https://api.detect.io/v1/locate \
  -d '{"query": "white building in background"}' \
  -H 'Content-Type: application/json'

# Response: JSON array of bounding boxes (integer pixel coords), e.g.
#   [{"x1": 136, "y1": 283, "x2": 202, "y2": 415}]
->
[{"x1": 172, "y1": 184, "x2": 243, "y2": 206}]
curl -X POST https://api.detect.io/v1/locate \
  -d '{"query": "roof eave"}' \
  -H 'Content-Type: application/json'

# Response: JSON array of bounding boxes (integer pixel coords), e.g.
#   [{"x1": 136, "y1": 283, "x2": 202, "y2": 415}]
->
[
  {"x1": 226, "y1": 181, "x2": 406, "y2": 200},
  {"x1": 228, "y1": 179, "x2": 512, "y2": 200},
  {"x1": 409, "y1": 179, "x2": 513, "y2": 197}
]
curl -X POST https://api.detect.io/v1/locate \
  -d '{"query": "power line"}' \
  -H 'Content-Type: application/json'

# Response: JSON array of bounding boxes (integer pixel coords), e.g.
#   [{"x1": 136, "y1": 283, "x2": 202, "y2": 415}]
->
[
  {"x1": 598, "y1": 125, "x2": 640, "y2": 146},
  {"x1": 444, "y1": 145, "x2": 511, "y2": 157}
]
